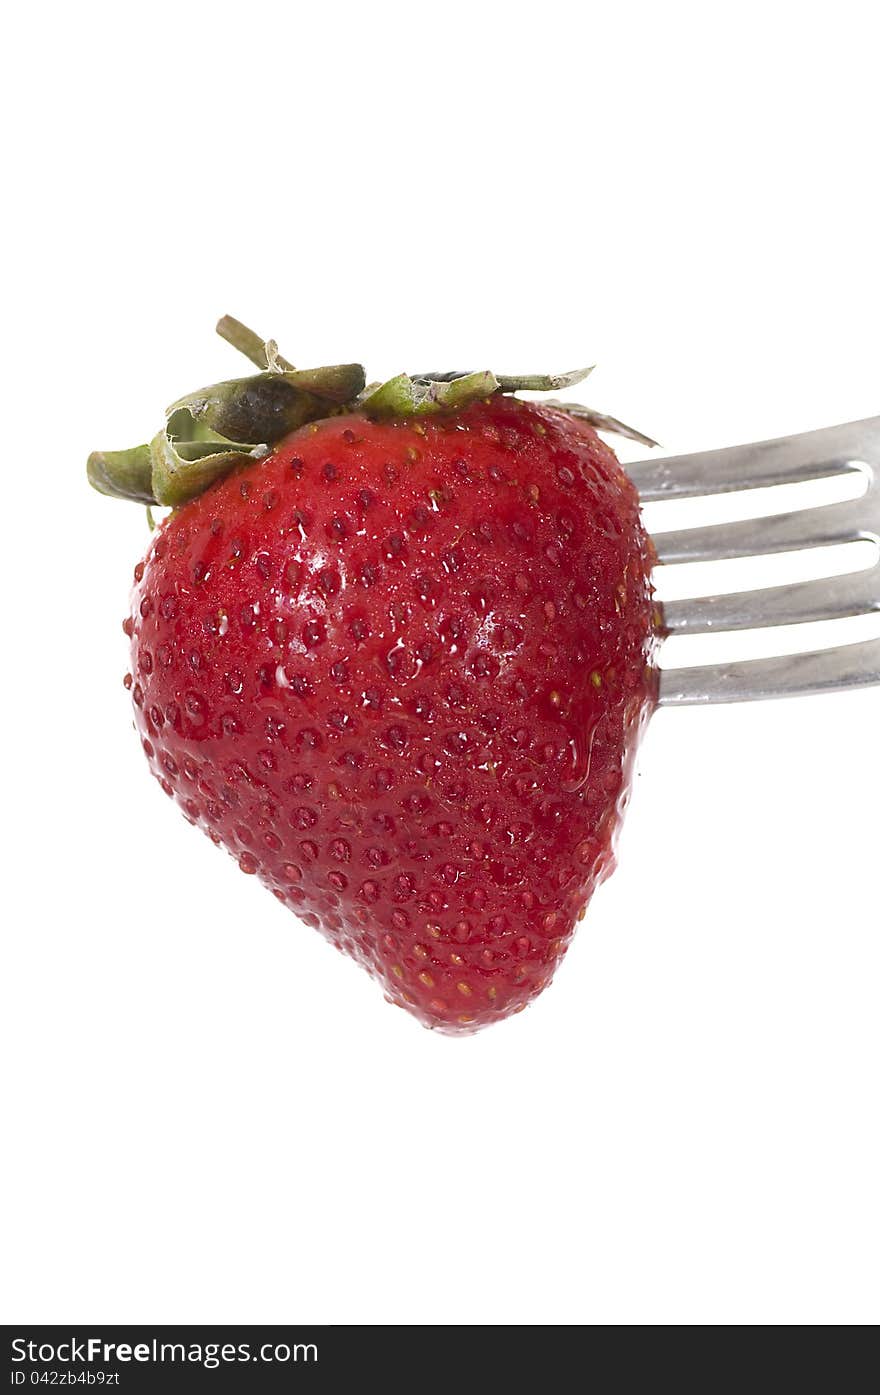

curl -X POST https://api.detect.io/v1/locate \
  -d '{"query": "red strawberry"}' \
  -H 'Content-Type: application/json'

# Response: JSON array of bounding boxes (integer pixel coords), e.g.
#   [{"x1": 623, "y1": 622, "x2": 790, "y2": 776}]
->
[{"x1": 91, "y1": 320, "x2": 658, "y2": 1032}]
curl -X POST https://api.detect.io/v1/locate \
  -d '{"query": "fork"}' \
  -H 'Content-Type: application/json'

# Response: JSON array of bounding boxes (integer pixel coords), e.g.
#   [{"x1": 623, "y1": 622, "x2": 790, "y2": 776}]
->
[{"x1": 625, "y1": 417, "x2": 880, "y2": 705}]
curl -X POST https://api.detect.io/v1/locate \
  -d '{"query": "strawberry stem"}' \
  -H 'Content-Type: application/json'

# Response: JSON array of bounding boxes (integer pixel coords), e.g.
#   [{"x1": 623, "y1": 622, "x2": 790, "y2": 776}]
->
[{"x1": 216, "y1": 315, "x2": 295, "y2": 372}]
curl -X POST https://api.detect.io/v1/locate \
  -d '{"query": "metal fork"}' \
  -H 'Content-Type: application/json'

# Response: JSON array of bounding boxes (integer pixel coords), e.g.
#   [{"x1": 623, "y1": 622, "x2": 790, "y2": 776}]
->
[{"x1": 625, "y1": 417, "x2": 880, "y2": 705}]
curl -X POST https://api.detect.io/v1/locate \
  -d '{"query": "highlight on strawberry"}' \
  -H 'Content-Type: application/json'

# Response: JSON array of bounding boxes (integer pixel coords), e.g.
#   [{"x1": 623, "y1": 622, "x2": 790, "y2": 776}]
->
[{"x1": 89, "y1": 317, "x2": 659, "y2": 1032}]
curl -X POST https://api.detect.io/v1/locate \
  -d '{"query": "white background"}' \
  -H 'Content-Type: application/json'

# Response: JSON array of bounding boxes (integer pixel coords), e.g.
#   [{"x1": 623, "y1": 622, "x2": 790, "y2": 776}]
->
[{"x1": 3, "y1": 1, "x2": 878, "y2": 1326}]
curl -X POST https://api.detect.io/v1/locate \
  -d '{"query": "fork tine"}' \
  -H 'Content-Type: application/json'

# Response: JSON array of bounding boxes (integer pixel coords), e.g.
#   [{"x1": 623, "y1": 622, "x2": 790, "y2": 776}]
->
[
  {"x1": 627, "y1": 417, "x2": 878, "y2": 501},
  {"x1": 662, "y1": 564, "x2": 880, "y2": 633},
  {"x1": 659, "y1": 636, "x2": 880, "y2": 705},
  {"x1": 653, "y1": 494, "x2": 878, "y2": 563}
]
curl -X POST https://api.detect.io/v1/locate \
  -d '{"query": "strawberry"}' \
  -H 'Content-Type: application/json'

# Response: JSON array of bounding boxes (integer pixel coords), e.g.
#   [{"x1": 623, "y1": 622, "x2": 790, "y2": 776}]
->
[{"x1": 90, "y1": 319, "x2": 658, "y2": 1032}]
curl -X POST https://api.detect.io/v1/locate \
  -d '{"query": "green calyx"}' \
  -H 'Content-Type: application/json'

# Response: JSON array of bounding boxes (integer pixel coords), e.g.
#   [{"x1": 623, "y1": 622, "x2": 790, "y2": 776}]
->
[
  {"x1": 88, "y1": 433, "x2": 266, "y2": 510},
  {"x1": 88, "y1": 395, "x2": 269, "y2": 510},
  {"x1": 167, "y1": 365, "x2": 366, "y2": 446},
  {"x1": 87, "y1": 317, "x2": 655, "y2": 509},
  {"x1": 88, "y1": 319, "x2": 367, "y2": 506},
  {"x1": 357, "y1": 366, "x2": 597, "y2": 419}
]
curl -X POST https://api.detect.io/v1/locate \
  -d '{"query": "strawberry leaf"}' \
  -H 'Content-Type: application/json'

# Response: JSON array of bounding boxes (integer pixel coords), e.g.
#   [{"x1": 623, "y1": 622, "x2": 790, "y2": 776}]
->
[{"x1": 150, "y1": 430, "x2": 261, "y2": 508}]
